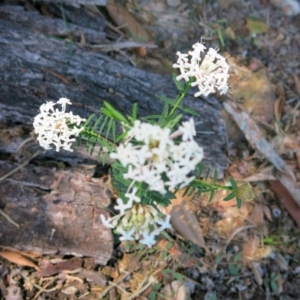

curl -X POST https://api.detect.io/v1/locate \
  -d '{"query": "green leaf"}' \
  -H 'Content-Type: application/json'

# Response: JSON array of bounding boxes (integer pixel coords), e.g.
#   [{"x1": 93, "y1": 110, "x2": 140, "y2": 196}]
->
[
  {"x1": 205, "y1": 168, "x2": 210, "y2": 181},
  {"x1": 233, "y1": 251, "x2": 243, "y2": 263},
  {"x1": 112, "y1": 120, "x2": 116, "y2": 142},
  {"x1": 92, "y1": 116, "x2": 103, "y2": 131},
  {"x1": 173, "y1": 272, "x2": 184, "y2": 281},
  {"x1": 215, "y1": 254, "x2": 223, "y2": 264},
  {"x1": 173, "y1": 73, "x2": 183, "y2": 91},
  {"x1": 100, "y1": 107, "x2": 113, "y2": 118},
  {"x1": 208, "y1": 190, "x2": 215, "y2": 203},
  {"x1": 223, "y1": 191, "x2": 236, "y2": 201},
  {"x1": 103, "y1": 101, "x2": 127, "y2": 123},
  {"x1": 229, "y1": 177, "x2": 238, "y2": 189},
  {"x1": 116, "y1": 131, "x2": 127, "y2": 143},
  {"x1": 132, "y1": 103, "x2": 138, "y2": 121},
  {"x1": 106, "y1": 117, "x2": 113, "y2": 139},
  {"x1": 148, "y1": 292, "x2": 156, "y2": 300},
  {"x1": 213, "y1": 169, "x2": 218, "y2": 184},
  {"x1": 84, "y1": 114, "x2": 96, "y2": 128},
  {"x1": 236, "y1": 197, "x2": 242, "y2": 208},
  {"x1": 228, "y1": 264, "x2": 239, "y2": 276},
  {"x1": 99, "y1": 115, "x2": 109, "y2": 135},
  {"x1": 270, "y1": 279, "x2": 279, "y2": 294}
]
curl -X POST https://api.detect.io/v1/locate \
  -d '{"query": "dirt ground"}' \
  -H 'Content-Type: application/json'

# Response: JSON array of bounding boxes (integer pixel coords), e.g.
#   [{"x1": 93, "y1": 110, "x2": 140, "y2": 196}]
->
[{"x1": 1, "y1": 0, "x2": 300, "y2": 299}]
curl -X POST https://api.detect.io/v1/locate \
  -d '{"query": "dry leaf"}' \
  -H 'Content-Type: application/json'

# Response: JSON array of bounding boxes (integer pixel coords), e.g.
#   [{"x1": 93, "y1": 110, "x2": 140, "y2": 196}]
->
[
  {"x1": 278, "y1": 175, "x2": 300, "y2": 208},
  {"x1": 168, "y1": 200, "x2": 208, "y2": 252},
  {"x1": 158, "y1": 281, "x2": 190, "y2": 300},
  {"x1": 0, "y1": 251, "x2": 40, "y2": 271},
  {"x1": 34, "y1": 257, "x2": 82, "y2": 277},
  {"x1": 246, "y1": 17, "x2": 269, "y2": 34},
  {"x1": 269, "y1": 180, "x2": 300, "y2": 228},
  {"x1": 0, "y1": 246, "x2": 41, "y2": 260},
  {"x1": 223, "y1": 100, "x2": 296, "y2": 181},
  {"x1": 250, "y1": 203, "x2": 265, "y2": 226},
  {"x1": 251, "y1": 262, "x2": 263, "y2": 286},
  {"x1": 106, "y1": 0, "x2": 150, "y2": 42}
]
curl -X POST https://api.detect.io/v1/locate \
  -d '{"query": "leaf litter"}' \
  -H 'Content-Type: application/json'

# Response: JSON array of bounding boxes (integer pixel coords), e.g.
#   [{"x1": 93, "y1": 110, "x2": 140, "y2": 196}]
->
[{"x1": 1, "y1": 0, "x2": 300, "y2": 299}]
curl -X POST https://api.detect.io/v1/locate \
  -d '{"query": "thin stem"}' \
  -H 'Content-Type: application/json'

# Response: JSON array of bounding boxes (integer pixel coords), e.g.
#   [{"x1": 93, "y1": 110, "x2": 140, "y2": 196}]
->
[
  {"x1": 193, "y1": 178, "x2": 234, "y2": 191},
  {"x1": 168, "y1": 81, "x2": 192, "y2": 116}
]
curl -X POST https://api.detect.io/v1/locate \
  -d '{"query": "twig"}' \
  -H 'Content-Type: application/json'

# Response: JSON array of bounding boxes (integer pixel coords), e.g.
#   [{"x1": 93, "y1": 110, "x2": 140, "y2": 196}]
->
[
  {"x1": 223, "y1": 225, "x2": 256, "y2": 253},
  {"x1": 96, "y1": 271, "x2": 130, "y2": 299},
  {"x1": 0, "y1": 209, "x2": 19, "y2": 228},
  {"x1": 0, "y1": 150, "x2": 40, "y2": 183},
  {"x1": 33, "y1": 279, "x2": 55, "y2": 300}
]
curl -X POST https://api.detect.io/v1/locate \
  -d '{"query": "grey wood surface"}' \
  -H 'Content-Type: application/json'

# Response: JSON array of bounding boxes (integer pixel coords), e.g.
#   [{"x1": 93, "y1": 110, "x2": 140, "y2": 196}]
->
[{"x1": 0, "y1": 3, "x2": 228, "y2": 263}]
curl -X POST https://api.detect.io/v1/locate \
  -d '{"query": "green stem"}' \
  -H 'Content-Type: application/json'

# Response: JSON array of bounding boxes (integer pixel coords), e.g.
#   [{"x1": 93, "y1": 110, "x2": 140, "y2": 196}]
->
[
  {"x1": 168, "y1": 81, "x2": 192, "y2": 116},
  {"x1": 193, "y1": 178, "x2": 234, "y2": 191}
]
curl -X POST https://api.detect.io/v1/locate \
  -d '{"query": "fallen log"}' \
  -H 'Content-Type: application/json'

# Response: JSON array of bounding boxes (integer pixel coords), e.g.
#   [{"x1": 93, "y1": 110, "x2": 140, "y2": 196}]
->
[{"x1": 0, "y1": 3, "x2": 228, "y2": 262}]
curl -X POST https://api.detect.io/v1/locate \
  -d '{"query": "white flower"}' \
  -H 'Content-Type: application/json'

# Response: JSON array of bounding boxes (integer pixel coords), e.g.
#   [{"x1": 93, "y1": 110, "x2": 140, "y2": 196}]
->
[
  {"x1": 100, "y1": 214, "x2": 115, "y2": 229},
  {"x1": 33, "y1": 98, "x2": 86, "y2": 152},
  {"x1": 173, "y1": 42, "x2": 229, "y2": 97},
  {"x1": 140, "y1": 231, "x2": 157, "y2": 248},
  {"x1": 110, "y1": 120, "x2": 203, "y2": 194},
  {"x1": 156, "y1": 214, "x2": 171, "y2": 231},
  {"x1": 178, "y1": 118, "x2": 196, "y2": 141},
  {"x1": 114, "y1": 187, "x2": 141, "y2": 215},
  {"x1": 101, "y1": 190, "x2": 172, "y2": 247},
  {"x1": 118, "y1": 228, "x2": 135, "y2": 241}
]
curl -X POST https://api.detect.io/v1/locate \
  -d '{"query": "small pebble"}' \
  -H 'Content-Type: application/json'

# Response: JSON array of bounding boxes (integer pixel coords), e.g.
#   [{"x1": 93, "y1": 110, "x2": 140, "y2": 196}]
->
[{"x1": 272, "y1": 207, "x2": 282, "y2": 218}]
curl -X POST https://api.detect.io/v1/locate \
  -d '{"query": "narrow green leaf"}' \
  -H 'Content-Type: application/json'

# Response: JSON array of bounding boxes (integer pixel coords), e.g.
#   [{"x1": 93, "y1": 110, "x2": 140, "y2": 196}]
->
[
  {"x1": 173, "y1": 73, "x2": 183, "y2": 91},
  {"x1": 213, "y1": 169, "x2": 218, "y2": 184},
  {"x1": 100, "y1": 107, "x2": 113, "y2": 118},
  {"x1": 99, "y1": 115, "x2": 109, "y2": 135},
  {"x1": 205, "y1": 168, "x2": 210, "y2": 181},
  {"x1": 208, "y1": 190, "x2": 215, "y2": 203},
  {"x1": 229, "y1": 177, "x2": 238, "y2": 189},
  {"x1": 103, "y1": 101, "x2": 127, "y2": 122},
  {"x1": 195, "y1": 163, "x2": 203, "y2": 177},
  {"x1": 92, "y1": 116, "x2": 103, "y2": 131},
  {"x1": 132, "y1": 103, "x2": 137, "y2": 121},
  {"x1": 173, "y1": 272, "x2": 184, "y2": 281},
  {"x1": 112, "y1": 120, "x2": 116, "y2": 142},
  {"x1": 223, "y1": 191, "x2": 236, "y2": 201},
  {"x1": 106, "y1": 118, "x2": 113, "y2": 139},
  {"x1": 83, "y1": 113, "x2": 95, "y2": 128},
  {"x1": 236, "y1": 197, "x2": 242, "y2": 208},
  {"x1": 116, "y1": 132, "x2": 127, "y2": 143}
]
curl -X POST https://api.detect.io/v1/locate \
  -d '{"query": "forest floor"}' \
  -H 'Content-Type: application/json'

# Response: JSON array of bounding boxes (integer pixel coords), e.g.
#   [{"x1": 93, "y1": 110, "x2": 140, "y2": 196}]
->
[{"x1": 1, "y1": 0, "x2": 300, "y2": 299}]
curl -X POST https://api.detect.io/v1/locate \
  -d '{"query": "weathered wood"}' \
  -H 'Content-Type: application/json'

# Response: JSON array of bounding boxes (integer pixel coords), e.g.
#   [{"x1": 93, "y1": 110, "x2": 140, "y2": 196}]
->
[
  {"x1": 0, "y1": 160, "x2": 113, "y2": 264},
  {"x1": 0, "y1": 3, "x2": 229, "y2": 263},
  {"x1": 0, "y1": 3, "x2": 228, "y2": 176}
]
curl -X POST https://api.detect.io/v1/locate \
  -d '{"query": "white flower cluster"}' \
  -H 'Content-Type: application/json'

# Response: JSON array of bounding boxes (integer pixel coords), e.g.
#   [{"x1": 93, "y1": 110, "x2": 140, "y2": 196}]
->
[
  {"x1": 110, "y1": 119, "x2": 203, "y2": 194},
  {"x1": 33, "y1": 98, "x2": 86, "y2": 152},
  {"x1": 100, "y1": 187, "x2": 171, "y2": 247},
  {"x1": 173, "y1": 42, "x2": 229, "y2": 97}
]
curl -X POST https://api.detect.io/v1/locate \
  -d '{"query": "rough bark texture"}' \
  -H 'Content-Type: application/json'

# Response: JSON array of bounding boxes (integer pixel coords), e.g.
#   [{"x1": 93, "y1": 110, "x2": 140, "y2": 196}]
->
[
  {"x1": 0, "y1": 3, "x2": 228, "y2": 262},
  {"x1": 0, "y1": 160, "x2": 113, "y2": 265}
]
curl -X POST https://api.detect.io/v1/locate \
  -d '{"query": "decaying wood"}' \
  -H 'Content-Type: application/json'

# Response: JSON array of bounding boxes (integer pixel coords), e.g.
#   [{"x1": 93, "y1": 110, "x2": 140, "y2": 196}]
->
[
  {"x1": 0, "y1": 160, "x2": 112, "y2": 265},
  {"x1": 0, "y1": 3, "x2": 228, "y2": 175},
  {"x1": 0, "y1": 3, "x2": 229, "y2": 262}
]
